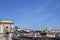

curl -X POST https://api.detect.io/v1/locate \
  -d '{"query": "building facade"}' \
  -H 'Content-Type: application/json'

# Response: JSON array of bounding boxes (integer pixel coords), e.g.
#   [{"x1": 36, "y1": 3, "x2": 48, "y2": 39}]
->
[{"x1": 0, "y1": 20, "x2": 14, "y2": 40}]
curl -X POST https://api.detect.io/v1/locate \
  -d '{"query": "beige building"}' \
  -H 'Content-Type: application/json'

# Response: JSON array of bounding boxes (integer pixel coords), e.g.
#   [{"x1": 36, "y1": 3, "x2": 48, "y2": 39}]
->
[{"x1": 0, "y1": 20, "x2": 14, "y2": 40}]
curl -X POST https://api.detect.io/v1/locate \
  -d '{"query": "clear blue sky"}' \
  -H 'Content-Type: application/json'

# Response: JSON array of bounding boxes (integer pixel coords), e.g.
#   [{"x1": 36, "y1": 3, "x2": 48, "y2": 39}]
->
[{"x1": 0, "y1": 0, "x2": 60, "y2": 30}]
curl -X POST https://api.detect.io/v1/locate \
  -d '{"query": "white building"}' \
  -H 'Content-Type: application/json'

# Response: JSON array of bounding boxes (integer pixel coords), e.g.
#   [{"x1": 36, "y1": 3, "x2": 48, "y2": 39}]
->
[{"x1": 0, "y1": 20, "x2": 14, "y2": 40}]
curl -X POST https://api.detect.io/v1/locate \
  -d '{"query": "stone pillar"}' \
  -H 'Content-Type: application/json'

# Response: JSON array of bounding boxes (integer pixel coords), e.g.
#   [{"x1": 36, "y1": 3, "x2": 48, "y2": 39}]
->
[
  {"x1": 0, "y1": 24, "x2": 4, "y2": 33},
  {"x1": 8, "y1": 32, "x2": 13, "y2": 40},
  {"x1": 0, "y1": 33, "x2": 6, "y2": 40}
]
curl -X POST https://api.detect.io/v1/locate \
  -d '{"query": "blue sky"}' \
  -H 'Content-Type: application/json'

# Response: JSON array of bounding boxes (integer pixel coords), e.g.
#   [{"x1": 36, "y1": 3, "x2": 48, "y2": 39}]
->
[{"x1": 0, "y1": 0, "x2": 60, "y2": 30}]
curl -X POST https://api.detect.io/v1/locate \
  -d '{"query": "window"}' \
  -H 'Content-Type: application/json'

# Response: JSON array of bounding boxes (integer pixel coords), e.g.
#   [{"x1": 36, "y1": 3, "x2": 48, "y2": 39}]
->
[{"x1": 6, "y1": 26, "x2": 8, "y2": 29}]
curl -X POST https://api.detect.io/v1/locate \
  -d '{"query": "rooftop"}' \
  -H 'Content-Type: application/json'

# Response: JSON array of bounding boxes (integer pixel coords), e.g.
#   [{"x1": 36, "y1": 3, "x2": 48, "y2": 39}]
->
[{"x1": 0, "y1": 20, "x2": 14, "y2": 24}]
